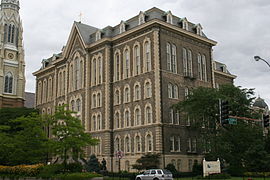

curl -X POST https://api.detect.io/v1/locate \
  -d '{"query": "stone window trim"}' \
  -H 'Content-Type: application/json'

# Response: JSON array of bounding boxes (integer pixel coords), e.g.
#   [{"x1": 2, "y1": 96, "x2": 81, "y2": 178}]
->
[
  {"x1": 95, "y1": 30, "x2": 102, "y2": 41},
  {"x1": 91, "y1": 53, "x2": 103, "y2": 86},
  {"x1": 202, "y1": 54, "x2": 207, "y2": 82},
  {"x1": 42, "y1": 79, "x2": 47, "y2": 104},
  {"x1": 123, "y1": 46, "x2": 131, "y2": 79},
  {"x1": 138, "y1": 11, "x2": 145, "y2": 25},
  {"x1": 145, "y1": 131, "x2": 154, "y2": 152},
  {"x1": 168, "y1": 83, "x2": 179, "y2": 99},
  {"x1": 124, "y1": 134, "x2": 131, "y2": 154},
  {"x1": 114, "y1": 49, "x2": 122, "y2": 82},
  {"x1": 166, "y1": 11, "x2": 173, "y2": 24},
  {"x1": 124, "y1": 108, "x2": 131, "y2": 127},
  {"x1": 123, "y1": 84, "x2": 131, "y2": 103},
  {"x1": 195, "y1": 24, "x2": 203, "y2": 36},
  {"x1": 198, "y1": 53, "x2": 202, "y2": 81},
  {"x1": 144, "y1": 79, "x2": 152, "y2": 99},
  {"x1": 143, "y1": 37, "x2": 152, "y2": 73},
  {"x1": 91, "y1": 112, "x2": 102, "y2": 131},
  {"x1": 133, "y1": 81, "x2": 141, "y2": 101},
  {"x1": 134, "y1": 105, "x2": 142, "y2": 126},
  {"x1": 170, "y1": 136, "x2": 181, "y2": 152},
  {"x1": 4, "y1": 71, "x2": 15, "y2": 95},
  {"x1": 119, "y1": 20, "x2": 126, "y2": 34},
  {"x1": 114, "y1": 87, "x2": 121, "y2": 105},
  {"x1": 114, "y1": 135, "x2": 122, "y2": 152},
  {"x1": 180, "y1": 17, "x2": 189, "y2": 31},
  {"x1": 145, "y1": 103, "x2": 153, "y2": 124},
  {"x1": 114, "y1": 110, "x2": 121, "y2": 129},
  {"x1": 37, "y1": 81, "x2": 42, "y2": 105},
  {"x1": 134, "y1": 133, "x2": 142, "y2": 153},
  {"x1": 133, "y1": 41, "x2": 141, "y2": 76}
]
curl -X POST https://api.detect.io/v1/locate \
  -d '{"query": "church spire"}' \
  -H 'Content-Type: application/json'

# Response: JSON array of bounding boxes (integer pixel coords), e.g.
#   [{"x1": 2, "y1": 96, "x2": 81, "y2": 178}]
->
[{"x1": 1, "y1": 0, "x2": 20, "y2": 11}]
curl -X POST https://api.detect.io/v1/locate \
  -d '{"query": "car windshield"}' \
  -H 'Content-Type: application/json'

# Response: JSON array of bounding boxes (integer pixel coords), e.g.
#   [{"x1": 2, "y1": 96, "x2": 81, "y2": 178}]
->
[{"x1": 163, "y1": 169, "x2": 172, "y2": 174}]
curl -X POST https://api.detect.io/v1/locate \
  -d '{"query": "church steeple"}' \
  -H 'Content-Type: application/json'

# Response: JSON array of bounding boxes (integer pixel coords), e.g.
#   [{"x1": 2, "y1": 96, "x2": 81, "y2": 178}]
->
[{"x1": 1, "y1": 0, "x2": 20, "y2": 11}]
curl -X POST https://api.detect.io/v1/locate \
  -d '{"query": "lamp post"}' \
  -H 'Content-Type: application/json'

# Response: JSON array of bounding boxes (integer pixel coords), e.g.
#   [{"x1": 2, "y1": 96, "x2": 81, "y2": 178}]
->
[{"x1": 254, "y1": 56, "x2": 270, "y2": 68}]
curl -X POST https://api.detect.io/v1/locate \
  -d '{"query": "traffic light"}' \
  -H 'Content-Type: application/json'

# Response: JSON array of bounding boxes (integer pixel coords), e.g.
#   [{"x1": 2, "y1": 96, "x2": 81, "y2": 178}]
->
[
  {"x1": 220, "y1": 100, "x2": 229, "y2": 125},
  {"x1": 263, "y1": 114, "x2": 270, "y2": 127}
]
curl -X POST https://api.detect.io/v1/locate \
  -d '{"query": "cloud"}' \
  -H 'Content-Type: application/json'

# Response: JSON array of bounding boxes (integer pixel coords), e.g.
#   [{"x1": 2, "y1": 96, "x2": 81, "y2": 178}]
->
[{"x1": 19, "y1": 0, "x2": 270, "y2": 105}]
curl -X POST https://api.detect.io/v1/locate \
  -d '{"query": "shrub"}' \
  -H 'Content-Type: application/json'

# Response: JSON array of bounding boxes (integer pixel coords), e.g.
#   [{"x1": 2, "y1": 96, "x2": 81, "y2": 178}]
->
[
  {"x1": 38, "y1": 164, "x2": 65, "y2": 178},
  {"x1": 0, "y1": 164, "x2": 43, "y2": 177},
  {"x1": 66, "y1": 163, "x2": 83, "y2": 173},
  {"x1": 54, "y1": 172, "x2": 102, "y2": 180}
]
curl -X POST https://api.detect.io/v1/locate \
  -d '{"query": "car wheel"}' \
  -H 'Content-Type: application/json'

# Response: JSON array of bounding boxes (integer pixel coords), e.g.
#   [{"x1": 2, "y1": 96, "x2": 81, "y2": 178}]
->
[
  {"x1": 153, "y1": 178, "x2": 159, "y2": 180},
  {"x1": 136, "y1": 178, "x2": 141, "y2": 180}
]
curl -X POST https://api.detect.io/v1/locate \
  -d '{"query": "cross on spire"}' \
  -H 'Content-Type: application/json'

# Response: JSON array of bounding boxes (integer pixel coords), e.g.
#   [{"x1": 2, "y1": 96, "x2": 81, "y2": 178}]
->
[{"x1": 79, "y1": 12, "x2": 83, "y2": 23}]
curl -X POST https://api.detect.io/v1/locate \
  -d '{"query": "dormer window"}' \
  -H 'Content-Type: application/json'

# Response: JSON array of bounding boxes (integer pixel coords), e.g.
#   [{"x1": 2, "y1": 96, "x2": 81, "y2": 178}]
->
[
  {"x1": 138, "y1": 11, "x2": 145, "y2": 25},
  {"x1": 181, "y1": 18, "x2": 188, "y2": 31},
  {"x1": 195, "y1": 24, "x2": 203, "y2": 36},
  {"x1": 220, "y1": 65, "x2": 227, "y2": 73},
  {"x1": 119, "y1": 21, "x2": 126, "y2": 34},
  {"x1": 166, "y1": 11, "x2": 173, "y2": 24},
  {"x1": 96, "y1": 30, "x2": 101, "y2": 41}
]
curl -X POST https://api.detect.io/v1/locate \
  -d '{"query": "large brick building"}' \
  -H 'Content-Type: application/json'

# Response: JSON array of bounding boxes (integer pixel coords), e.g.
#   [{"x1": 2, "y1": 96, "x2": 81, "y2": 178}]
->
[
  {"x1": 33, "y1": 7, "x2": 235, "y2": 172},
  {"x1": 0, "y1": 0, "x2": 25, "y2": 108}
]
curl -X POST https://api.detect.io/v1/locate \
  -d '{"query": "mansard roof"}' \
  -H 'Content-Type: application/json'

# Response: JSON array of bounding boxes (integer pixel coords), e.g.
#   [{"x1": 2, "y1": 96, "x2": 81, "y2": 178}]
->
[
  {"x1": 214, "y1": 61, "x2": 236, "y2": 78},
  {"x1": 73, "y1": 7, "x2": 210, "y2": 45}
]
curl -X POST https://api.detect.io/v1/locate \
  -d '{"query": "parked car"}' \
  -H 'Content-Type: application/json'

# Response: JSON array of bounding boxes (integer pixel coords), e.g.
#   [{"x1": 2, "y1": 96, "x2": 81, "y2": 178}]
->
[{"x1": 136, "y1": 169, "x2": 173, "y2": 180}]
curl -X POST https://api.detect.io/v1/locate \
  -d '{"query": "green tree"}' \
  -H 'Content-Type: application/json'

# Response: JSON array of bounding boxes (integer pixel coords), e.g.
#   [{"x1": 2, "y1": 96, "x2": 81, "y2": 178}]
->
[
  {"x1": 174, "y1": 84, "x2": 265, "y2": 174},
  {"x1": 85, "y1": 154, "x2": 101, "y2": 173},
  {"x1": 0, "y1": 112, "x2": 48, "y2": 165},
  {"x1": 49, "y1": 106, "x2": 98, "y2": 166},
  {"x1": 132, "y1": 153, "x2": 160, "y2": 171}
]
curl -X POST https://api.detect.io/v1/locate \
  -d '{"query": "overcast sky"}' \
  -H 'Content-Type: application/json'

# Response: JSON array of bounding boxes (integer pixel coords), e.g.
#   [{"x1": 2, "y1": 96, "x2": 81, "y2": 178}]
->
[{"x1": 19, "y1": 0, "x2": 270, "y2": 105}]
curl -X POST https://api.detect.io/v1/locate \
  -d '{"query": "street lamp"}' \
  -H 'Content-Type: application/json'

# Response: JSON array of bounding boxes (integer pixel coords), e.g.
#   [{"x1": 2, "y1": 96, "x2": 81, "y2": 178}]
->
[{"x1": 254, "y1": 56, "x2": 270, "y2": 68}]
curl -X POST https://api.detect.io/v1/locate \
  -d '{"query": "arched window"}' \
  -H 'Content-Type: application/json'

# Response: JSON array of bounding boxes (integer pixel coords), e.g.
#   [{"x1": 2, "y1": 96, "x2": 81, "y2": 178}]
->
[
  {"x1": 124, "y1": 49, "x2": 130, "y2": 78},
  {"x1": 97, "y1": 114, "x2": 102, "y2": 130},
  {"x1": 134, "y1": 107, "x2": 141, "y2": 126},
  {"x1": 58, "y1": 71, "x2": 62, "y2": 96},
  {"x1": 76, "y1": 99, "x2": 81, "y2": 112},
  {"x1": 48, "y1": 77, "x2": 53, "y2": 101},
  {"x1": 38, "y1": 81, "x2": 42, "y2": 104},
  {"x1": 93, "y1": 93, "x2": 97, "y2": 108},
  {"x1": 188, "y1": 50, "x2": 193, "y2": 77},
  {"x1": 145, "y1": 105, "x2": 152, "y2": 124},
  {"x1": 115, "y1": 137, "x2": 120, "y2": 151},
  {"x1": 183, "y1": 48, "x2": 188, "y2": 76},
  {"x1": 92, "y1": 58, "x2": 97, "y2": 85},
  {"x1": 120, "y1": 21, "x2": 126, "y2": 33},
  {"x1": 11, "y1": 25, "x2": 15, "y2": 43},
  {"x1": 135, "y1": 135, "x2": 141, "y2": 152},
  {"x1": 134, "y1": 85, "x2": 140, "y2": 101},
  {"x1": 198, "y1": 53, "x2": 202, "y2": 80},
  {"x1": 115, "y1": 52, "x2": 121, "y2": 81},
  {"x1": 4, "y1": 24, "x2": 8, "y2": 42},
  {"x1": 138, "y1": 11, "x2": 145, "y2": 25},
  {"x1": 124, "y1": 109, "x2": 130, "y2": 127},
  {"x1": 168, "y1": 83, "x2": 173, "y2": 98},
  {"x1": 71, "y1": 100, "x2": 75, "y2": 111},
  {"x1": 98, "y1": 57, "x2": 102, "y2": 84},
  {"x1": 124, "y1": 136, "x2": 130, "y2": 153},
  {"x1": 145, "y1": 81, "x2": 152, "y2": 98},
  {"x1": 75, "y1": 58, "x2": 80, "y2": 90},
  {"x1": 4, "y1": 72, "x2": 13, "y2": 94},
  {"x1": 144, "y1": 41, "x2": 151, "y2": 72},
  {"x1": 8, "y1": 24, "x2": 11, "y2": 43},
  {"x1": 124, "y1": 86, "x2": 130, "y2": 103},
  {"x1": 173, "y1": 85, "x2": 178, "y2": 99},
  {"x1": 43, "y1": 80, "x2": 47, "y2": 103},
  {"x1": 134, "y1": 45, "x2": 141, "y2": 75},
  {"x1": 146, "y1": 133, "x2": 153, "y2": 152},
  {"x1": 202, "y1": 55, "x2": 207, "y2": 82},
  {"x1": 166, "y1": 43, "x2": 171, "y2": 71},
  {"x1": 97, "y1": 92, "x2": 101, "y2": 107},
  {"x1": 115, "y1": 89, "x2": 121, "y2": 105},
  {"x1": 92, "y1": 115, "x2": 97, "y2": 131},
  {"x1": 115, "y1": 112, "x2": 120, "y2": 129},
  {"x1": 166, "y1": 11, "x2": 173, "y2": 24},
  {"x1": 172, "y1": 44, "x2": 177, "y2": 73},
  {"x1": 70, "y1": 64, "x2": 73, "y2": 91}
]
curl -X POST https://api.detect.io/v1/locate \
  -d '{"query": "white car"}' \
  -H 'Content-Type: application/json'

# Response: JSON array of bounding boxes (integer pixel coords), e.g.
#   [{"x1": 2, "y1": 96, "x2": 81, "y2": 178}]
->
[{"x1": 136, "y1": 169, "x2": 173, "y2": 180}]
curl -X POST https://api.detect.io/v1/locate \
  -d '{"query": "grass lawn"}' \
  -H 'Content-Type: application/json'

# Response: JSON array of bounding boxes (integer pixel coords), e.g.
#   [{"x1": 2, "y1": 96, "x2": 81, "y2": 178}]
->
[{"x1": 174, "y1": 178, "x2": 270, "y2": 180}]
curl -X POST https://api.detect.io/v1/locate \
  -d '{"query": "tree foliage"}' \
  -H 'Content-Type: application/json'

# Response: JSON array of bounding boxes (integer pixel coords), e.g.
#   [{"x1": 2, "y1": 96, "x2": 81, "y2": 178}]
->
[
  {"x1": 175, "y1": 84, "x2": 269, "y2": 174},
  {"x1": 49, "y1": 106, "x2": 99, "y2": 165},
  {"x1": 85, "y1": 154, "x2": 101, "y2": 173},
  {"x1": 0, "y1": 112, "x2": 48, "y2": 165},
  {"x1": 132, "y1": 153, "x2": 160, "y2": 171}
]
